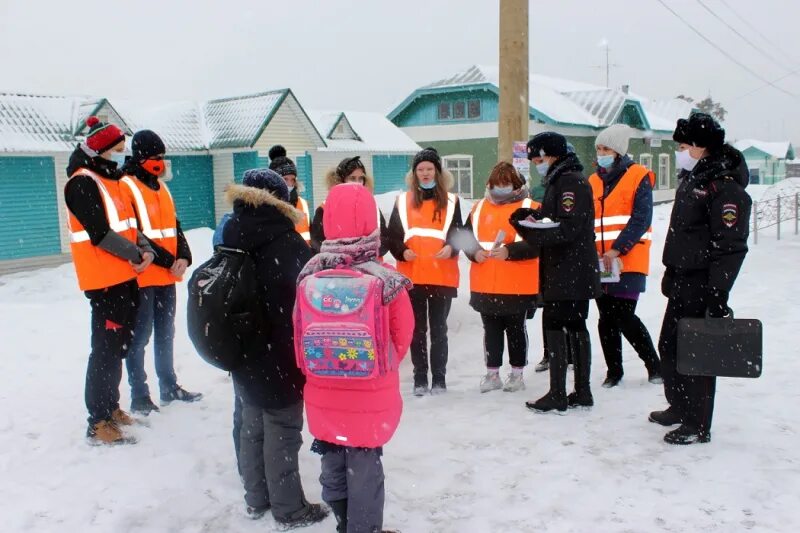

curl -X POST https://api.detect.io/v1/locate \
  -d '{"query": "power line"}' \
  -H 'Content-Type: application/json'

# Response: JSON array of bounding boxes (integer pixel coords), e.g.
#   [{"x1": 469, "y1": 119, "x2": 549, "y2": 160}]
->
[
  {"x1": 695, "y1": 0, "x2": 794, "y2": 72},
  {"x1": 654, "y1": 0, "x2": 797, "y2": 99},
  {"x1": 718, "y1": 0, "x2": 800, "y2": 67},
  {"x1": 736, "y1": 68, "x2": 800, "y2": 100}
]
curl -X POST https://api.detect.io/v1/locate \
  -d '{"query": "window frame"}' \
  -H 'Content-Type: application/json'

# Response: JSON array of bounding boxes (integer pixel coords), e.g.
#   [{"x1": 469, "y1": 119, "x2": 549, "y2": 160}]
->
[
  {"x1": 442, "y1": 154, "x2": 474, "y2": 199},
  {"x1": 437, "y1": 99, "x2": 481, "y2": 122},
  {"x1": 657, "y1": 153, "x2": 670, "y2": 190}
]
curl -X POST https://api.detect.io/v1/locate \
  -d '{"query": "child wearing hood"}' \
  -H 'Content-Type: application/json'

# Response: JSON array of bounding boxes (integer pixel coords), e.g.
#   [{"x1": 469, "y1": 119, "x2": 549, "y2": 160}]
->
[{"x1": 295, "y1": 183, "x2": 414, "y2": 533}]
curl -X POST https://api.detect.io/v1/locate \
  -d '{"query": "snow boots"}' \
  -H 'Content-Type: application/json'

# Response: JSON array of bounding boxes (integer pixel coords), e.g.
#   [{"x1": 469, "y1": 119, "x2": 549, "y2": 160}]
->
[
  {"x1": 648, "y1": 407, "x2": 683, "y2": 426},
  {"x1": 567, "y1": 331, "x2": 594, "y2": 408},
  {"x1": 86, "y1": 420, "x2": 136, "y2": 445},
  {"x1": 526, "y1": 330, "x2": 568, "y2": 413},
  {"x1": 664, "y1": 424, "x2": 710, "y2": 445},
  {"x1": 131, "y1": 396, "x2": 160, "y2": 415},
  {"x1": 160, "y1": 386, "x2": 203, "y2": 405}
]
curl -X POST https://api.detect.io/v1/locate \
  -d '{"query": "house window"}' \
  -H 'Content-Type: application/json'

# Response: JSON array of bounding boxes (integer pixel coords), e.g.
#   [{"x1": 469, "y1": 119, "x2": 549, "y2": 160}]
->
[
  {"x1": 639, "y1": 153, "x2": 653, "y2": 172},
  {"x1": 438, "y1": 103, "x2": 451, "y2": 120},
  {"x1": 658, "y1": 154, "x2": 670, "y2": 189},
  {"x1": 453, "y1": 101, "x2": 466, "y2": 120},
  {"x1": 468, "y1": 99, "x2": 481, "y2": 119},
  {"x1": 336, "y1": 122, "x2": 345, "y2": 134},
  {"x1": 443, "y1": 155, "x2": 473, "y2": 199}
]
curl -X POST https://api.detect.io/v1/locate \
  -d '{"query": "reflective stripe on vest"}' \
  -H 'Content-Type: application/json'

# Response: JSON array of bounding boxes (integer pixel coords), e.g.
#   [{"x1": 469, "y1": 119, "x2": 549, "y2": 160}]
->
[
  {"x1": 120, "y1": 176, "x2": 177, "y2": 241},
  {"x1": 397, "y1": 191, "x2": 456, "y2": 243},
  {"x1": 472, "y1": 198, "x2": 532, "y2": 250},
  {"x1": 68, "y1": 175, "x2": 138, "y2": 243}
]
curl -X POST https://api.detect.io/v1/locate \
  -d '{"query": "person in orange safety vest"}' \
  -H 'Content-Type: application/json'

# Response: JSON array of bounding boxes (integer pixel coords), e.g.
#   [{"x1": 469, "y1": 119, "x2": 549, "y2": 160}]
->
[
  {"x1": 64, "y1": 116, "x2": 155, "y2": 445},
  {"x1": 386, "y1": 147, "x2": 464, "y2": 396},
  {"x1": 119, "y1": 130, "x2": 202, "y2": 415},
  {"x1": 463, "y1": 162, "x2": 540, "y2": 394},
  {"x1": 588, "y1": 124, "x2": 661, "y2": 389},
  {"x1": 268, "y1": 145, "x2": 312, "y2": 245}
]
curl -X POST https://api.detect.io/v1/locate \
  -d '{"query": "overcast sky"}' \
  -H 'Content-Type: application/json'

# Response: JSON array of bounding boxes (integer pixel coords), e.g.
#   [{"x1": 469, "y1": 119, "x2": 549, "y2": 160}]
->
[{"x1": 2, "y1": 0, "x2": 798, "y2": 143}]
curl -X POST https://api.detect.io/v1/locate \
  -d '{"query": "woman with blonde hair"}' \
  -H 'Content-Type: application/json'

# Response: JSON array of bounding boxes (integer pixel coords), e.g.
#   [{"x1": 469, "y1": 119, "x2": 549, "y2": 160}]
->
[{"x1": 387, "y1": 147, "x2": 464, "y2": 395}]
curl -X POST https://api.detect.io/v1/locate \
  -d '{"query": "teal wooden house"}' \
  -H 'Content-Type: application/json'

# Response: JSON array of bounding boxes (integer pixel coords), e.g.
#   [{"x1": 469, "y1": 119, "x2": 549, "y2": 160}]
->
[
  {"x1": 733, "y1": 140, "x2": 794, "y2": 185},
  {"x1": 388, "y1": 65, "x2": 694, "y2": 202}
]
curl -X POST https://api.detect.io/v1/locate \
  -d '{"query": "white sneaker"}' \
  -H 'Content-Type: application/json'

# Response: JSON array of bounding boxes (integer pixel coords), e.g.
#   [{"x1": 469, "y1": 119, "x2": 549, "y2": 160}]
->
[
  {"x1": 503, "y1": 373, "x2": 526, "y2": 392},
  {"x1": 479, "y1": 372, "x2": 503, "y2": 393}
]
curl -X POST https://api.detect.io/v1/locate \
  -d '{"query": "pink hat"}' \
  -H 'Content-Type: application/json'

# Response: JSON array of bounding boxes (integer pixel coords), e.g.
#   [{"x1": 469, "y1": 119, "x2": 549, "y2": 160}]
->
[{"x1": 322, "y1": 183, "x2": 379, "y2": 239}]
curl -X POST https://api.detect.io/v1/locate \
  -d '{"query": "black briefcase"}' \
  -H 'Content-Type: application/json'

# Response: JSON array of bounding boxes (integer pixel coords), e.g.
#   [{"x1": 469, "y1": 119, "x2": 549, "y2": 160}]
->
[{"x1": 677, "y1": 312, "x2": 763, "y2": 378}]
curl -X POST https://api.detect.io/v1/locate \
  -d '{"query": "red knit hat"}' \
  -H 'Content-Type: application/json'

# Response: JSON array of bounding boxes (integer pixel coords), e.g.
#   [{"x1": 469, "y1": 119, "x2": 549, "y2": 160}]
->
[{"x1": 84, "y1": 116, "x2": 126, "y2": 154}]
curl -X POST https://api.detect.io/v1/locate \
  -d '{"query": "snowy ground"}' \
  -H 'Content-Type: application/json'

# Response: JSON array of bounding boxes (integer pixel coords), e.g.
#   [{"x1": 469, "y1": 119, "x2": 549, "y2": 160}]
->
[{"x1": 1, "y1": 199, "x2": 798, "y2": 533}]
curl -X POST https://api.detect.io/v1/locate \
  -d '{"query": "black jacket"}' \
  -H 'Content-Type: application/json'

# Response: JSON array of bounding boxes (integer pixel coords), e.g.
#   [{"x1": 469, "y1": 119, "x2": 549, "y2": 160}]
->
[
  {"x1": 310, "y1": 204, "x2": 390, "y2": 257},
  {"x1": 120, "y1": 163, "x2": 192, "y2": 269},
  {"x1": 510, "y1": 153, "x2": 600, "y2": 302},
  {"x1": 662, "y1": 144, "x2": 751, "y2": 295},
  {"x1": 222, "y1": 184, "x2": 312, "y2": 409}
]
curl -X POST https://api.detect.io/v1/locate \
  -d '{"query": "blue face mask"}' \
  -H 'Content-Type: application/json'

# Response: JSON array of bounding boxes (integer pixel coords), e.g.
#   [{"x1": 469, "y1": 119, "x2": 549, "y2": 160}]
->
[
  {"x1": 535, "y1": 162, "x2": 550, "y2": 176},
  {"x1": 597, "y1": 154, "x2": 615, "y2": 169},
  {"x1": 419, "y1": 180, "x2": 437, "y2": 190},
  {"x1": 109, "y1": 152, "x2": 127, "y2": 167}
]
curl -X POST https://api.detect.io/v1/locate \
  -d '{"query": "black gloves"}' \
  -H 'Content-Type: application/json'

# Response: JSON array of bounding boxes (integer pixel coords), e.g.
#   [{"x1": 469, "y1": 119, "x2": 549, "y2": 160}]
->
[
  {"x1": 509, "y1": 208, "x2": 542, "y2": 226},
  {"x1": 706, "y1": 288, "x2": 730, "y2": 318}
]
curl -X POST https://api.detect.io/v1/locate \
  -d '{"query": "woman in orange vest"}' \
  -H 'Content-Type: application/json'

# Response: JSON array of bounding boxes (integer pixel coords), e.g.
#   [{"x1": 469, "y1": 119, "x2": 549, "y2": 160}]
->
[
  {"x1": 309, "y1": 156, "x2": 389, "y2": 256},
  {"x1": 120, "y1": 130, "x2": 202, "y2": 415},
  {"x1": 589, "y1": 124, "x2": 661, "y2": 388},
  {"x1": 387, "y1": 147, "x2": 463, "y2": 395},
  {"x1": 64, "y1": 116, "x2": 155, "y2": 445},
  {"x1": 464, "y1": 162, "x2": 540, "y2": 393},
  {"x1": 268, "y1": 145, "x2": 312, "y2": 245}
]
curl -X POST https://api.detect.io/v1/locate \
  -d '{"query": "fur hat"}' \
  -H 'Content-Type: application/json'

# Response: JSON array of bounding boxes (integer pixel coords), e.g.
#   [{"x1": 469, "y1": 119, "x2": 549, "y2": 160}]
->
[
  {"x1": 672, "y1": 118, "x2": 691, "y2": 144},
  {"x1": 84, "y1": 116, "x2": 125, "y2": 154},
  {"x1": 686, "y1": 113, "x2": 725, "y2": 150},
  {"x1": 241, "y1": 168, "x2": 289, "y2": 202},
  {"x1": 595, "y1": 124, "x2": 632, "y2": 156},
  {"x1": 267, "y1": 145, "x2": 298, "y2": 177},
  {"x1": 526, "y1": 132, "x2": 568, "y2": 160},
  {"x1": 412, "y1": 147, "x2": 442, "y2": 173}
]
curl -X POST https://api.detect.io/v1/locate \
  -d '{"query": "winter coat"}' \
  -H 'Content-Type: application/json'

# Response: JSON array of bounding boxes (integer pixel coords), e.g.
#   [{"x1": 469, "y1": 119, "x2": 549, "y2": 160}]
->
[
  {"x1": 511, "y1": 153, "x2": 600, "y2": 302},
  {"x1": 222, "y1": 184, "x2": 312, "y2": 409},
  {"x1": 662, "y1": 144, "x2": 751, "y2": 296},
  {"x1": 301, "y1": 184, "x2": 415, "y2": 448}
]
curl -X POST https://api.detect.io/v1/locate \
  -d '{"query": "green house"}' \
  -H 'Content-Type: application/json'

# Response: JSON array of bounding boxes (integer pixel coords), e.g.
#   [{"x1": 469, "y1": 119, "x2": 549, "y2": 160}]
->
[
  {"x1": 733, "y1": 140, "x2": 795, "y2": 185},
  {"x1": 388, "y1": 65, "x2": 692, "y2": 202}
]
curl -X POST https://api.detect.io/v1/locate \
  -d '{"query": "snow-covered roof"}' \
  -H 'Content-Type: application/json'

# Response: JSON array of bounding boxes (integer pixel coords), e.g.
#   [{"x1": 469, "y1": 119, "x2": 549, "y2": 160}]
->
[
  {"x1": 309, "y1": 110, "x2": 420, "y2": 153},
  {"x1": 416, "y1": 64, "x2": 646, "y2": 129},
  {"x1": 115, "y1": 100, "x2": 207, "y2": 152},
  {"x1": 635, "y1": 96, "x2": 696, "y2": 133},
  {"x1": 734, "y1": 139, "x2": 794, "y2": 159},
  {"x1": 204, "y1": 90, "x2": 287, "y2": 149},
  {"x1": 0, "y1": 93, "x2": 115, "y2": 152}
]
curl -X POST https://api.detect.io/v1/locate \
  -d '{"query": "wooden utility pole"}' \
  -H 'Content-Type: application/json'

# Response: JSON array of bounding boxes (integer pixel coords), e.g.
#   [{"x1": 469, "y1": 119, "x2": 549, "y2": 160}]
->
[{"x1": 498, "y1": 0, "x2": 529, "y2": 163}]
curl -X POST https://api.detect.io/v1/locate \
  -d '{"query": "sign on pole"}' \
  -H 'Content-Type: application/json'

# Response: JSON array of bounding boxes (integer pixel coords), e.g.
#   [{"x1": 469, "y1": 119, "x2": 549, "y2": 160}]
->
[{"x1": 513, "y1": 141, "x2": 530, "y2": 180}]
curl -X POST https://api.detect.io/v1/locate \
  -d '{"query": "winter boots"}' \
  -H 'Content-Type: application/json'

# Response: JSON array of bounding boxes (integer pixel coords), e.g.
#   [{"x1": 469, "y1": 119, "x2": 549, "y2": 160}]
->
[
  {"x1": 648, "y1": 407, "x2": 683, "y2": 426},
  {"x1": 274, "y1": 502, "x2": 329, "y2": 530},
  {"x1": 111, "y1": 408, "x2": 135, "y2": 426},
  {"x1": 526, "y1": 330, "x2": 568, "y2": 413},
  {"x1": 131, "y1": 396, "x2": 160, "y2": 415},
  {"x1": 566, "y1": 330, "x2": 594, "y2": 409},
  {"x1": 86, "y1": 420, "x2": 136, "y2": 445},
  {"x1": 160, "y1": 386, "x2": 203, "y2": 405},
  {"x1": 663, "y1": 424, "x2": 710, "y2": 445}
]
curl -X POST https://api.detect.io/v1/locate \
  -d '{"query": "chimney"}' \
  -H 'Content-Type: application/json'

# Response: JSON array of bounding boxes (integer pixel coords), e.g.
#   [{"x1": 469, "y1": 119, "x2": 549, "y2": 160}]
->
[{"x1": 621, "y1": 84, "x2": 630, "y2": 94}]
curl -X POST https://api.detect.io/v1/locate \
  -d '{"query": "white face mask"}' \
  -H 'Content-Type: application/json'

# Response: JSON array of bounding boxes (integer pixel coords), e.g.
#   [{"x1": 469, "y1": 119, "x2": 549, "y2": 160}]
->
[{"x1": 675, "y1": 150, "x2": 698, "y2": 171}]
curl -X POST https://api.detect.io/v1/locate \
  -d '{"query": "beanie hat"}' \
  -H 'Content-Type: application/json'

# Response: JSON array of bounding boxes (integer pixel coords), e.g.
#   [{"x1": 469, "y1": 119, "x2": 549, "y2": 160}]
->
[
  {"x1": 595, "y1": 124, "x2": 632, "y2": 156},
  {"x1": 672, "y1": 118, "x2": 691, "y2": 144},
  {"x1": 84, "y1": 116, "x2": 126, "y2": 154},
  {"x1": 335, "y1": 155, "x2": 366, "y2": 180},
  {"x1": 242, "y1": 168, "x2": 289, "y2": 202},
  {"x1": 526, "y1": 132, "x2": 568, "y2": 160},
  {"x1": 131, "y1": 130, "x2": 166, "y2": 162},
  {"x1": 267, "y1": 145, "x2": 298, "y2": 177},
  {"x1": 686, "y1": 112, "x2": 725, "y2": 150},
  {"x1": 412, "y1": 147, "x2": 442, "y2": 173}
]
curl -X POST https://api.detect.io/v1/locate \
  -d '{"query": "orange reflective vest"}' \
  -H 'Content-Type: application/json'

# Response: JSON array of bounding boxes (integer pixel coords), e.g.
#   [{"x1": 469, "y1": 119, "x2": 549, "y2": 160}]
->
[
  {"x1": 589, "y1": 164, "x2": 655, "y2": 275},
  {"x1": 66, "y1": 169, "x2": 139, "y2": 291},
  {"x1": 396, "y1": 192, "x2": 459, "y2": 288},
  {"x1": 120, "y1": 176, "x2": 181, "y2": 287},
  {"x1": 295, "y1": 196, "x2": 311, "y2": 243},
  {"x1": 469, "y1": 198, "x2": 540, "y2": 295}
]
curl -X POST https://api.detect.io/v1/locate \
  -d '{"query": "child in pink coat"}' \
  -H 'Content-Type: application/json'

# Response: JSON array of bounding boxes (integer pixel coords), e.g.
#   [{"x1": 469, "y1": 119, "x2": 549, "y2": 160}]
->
[{"x1": 296, "y1": 183, "x2": 414, "y2": 533}]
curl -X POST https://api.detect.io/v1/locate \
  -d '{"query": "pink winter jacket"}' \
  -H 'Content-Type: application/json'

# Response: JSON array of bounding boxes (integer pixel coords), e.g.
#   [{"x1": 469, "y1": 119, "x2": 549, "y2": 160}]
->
[{"x1": 302, "y1": 184, "x2": 415, "y2": 448}]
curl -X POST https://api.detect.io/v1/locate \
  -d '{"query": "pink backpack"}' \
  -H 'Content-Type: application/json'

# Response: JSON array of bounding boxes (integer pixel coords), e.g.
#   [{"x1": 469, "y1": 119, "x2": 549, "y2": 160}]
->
[{"x1": 294, "y1": 269, "x2": 395, "y2": 380}]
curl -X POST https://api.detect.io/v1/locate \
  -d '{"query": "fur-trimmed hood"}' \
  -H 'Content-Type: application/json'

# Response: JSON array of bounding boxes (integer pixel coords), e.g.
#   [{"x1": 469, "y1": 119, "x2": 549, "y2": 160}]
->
[
  {"x1": 225, "y1": 183, "x2": 304, "y2": 224},
  {"x1": 404, "y1": 168, "x2": 455, "y2": 191},
  {"x1": 325, "y1": 168, "x2": 375, "y2": 193}
]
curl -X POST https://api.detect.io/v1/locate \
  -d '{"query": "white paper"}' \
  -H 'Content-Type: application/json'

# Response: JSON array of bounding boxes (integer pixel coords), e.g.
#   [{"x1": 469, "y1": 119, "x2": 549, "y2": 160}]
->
[
  {"x1": 599, "y1": 257, "x2": 621, "y2": 283},
  {"x1": 518, "y1": 220, "x2": 560, "y2": 229}
]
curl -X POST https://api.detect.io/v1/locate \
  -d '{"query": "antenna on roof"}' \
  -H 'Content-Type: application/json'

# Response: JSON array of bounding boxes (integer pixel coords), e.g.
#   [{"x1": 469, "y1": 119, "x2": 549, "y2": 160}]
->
[{"x1": 592, "y1": 39, "x2": 620, "y2": 88}]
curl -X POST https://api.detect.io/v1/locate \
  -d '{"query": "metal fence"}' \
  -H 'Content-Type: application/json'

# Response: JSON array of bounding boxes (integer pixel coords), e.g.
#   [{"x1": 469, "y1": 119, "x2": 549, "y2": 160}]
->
[{"x1": 752, "y1": 192, "x2": 800, "y2": 244}]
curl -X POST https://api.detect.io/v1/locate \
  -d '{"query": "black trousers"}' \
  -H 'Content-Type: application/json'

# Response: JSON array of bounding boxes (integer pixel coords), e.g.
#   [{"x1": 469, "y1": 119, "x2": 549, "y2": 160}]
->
[
  {"x1": 480, "y1": 312, "x2": 528, "y2": 368},
  {"x1": 409, "y1": 289, "x2": 452, "y2": 387},
  {"x1": 85, "y1": 280, "x2": 139, "y2": 426},
  {"x1": 658, "y1": 273, "x2": 717, "y2": 435},
  {"x1": 596, "y1": 294, "x2": 660, "y2": 378},
  {"x1": 542, "y1": 300, "x2": 589, "y2": 333}
]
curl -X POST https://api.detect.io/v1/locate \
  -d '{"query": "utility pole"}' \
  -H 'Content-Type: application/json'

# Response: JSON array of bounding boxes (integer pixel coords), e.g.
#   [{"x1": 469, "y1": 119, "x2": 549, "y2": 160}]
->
[{"x1": 498, "y1": 0, "x2": 529, "y2": 163}]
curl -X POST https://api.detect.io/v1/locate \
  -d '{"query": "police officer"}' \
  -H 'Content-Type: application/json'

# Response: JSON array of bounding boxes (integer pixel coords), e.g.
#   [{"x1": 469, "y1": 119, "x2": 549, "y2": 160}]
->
[
  {"x1": 650, "y1": 113, "x2": 751, "y2": 445},
  {"x1": 511, "y1": 132, "x2": 600, "y2": 414}
]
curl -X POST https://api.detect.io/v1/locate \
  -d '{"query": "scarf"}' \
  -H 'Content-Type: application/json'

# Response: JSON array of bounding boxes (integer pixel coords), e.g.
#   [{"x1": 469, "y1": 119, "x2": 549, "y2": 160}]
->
[
  {"x1": 484, "y1": 184, "x2": 531, "y2": 205},
  {"x1": 297, "y1": 229, "x2": 412, "y2": 304}
]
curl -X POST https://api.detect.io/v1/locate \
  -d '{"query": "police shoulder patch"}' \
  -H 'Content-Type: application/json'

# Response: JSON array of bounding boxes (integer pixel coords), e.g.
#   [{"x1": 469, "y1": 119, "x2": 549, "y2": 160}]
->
[
  {"x1": 561, "y1": 191, "x2": 576, "y2": 212},
  {"x1": 722, "y1": 203, "x2": 738, "y2": 228}
]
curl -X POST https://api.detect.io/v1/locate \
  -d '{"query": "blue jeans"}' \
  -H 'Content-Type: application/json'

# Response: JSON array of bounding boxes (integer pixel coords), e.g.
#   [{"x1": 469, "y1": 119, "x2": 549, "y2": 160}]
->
[{"x1": 126, "y1": 285, "x2": 179, "y2": 399}]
